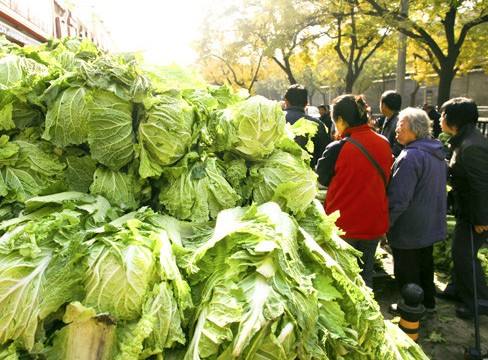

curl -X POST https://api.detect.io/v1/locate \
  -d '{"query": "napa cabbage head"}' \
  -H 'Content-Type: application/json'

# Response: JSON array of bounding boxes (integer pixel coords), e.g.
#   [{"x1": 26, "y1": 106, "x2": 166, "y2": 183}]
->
[
  {"x1": 158, "y1": 153, "x2": 240, "y2": 222},
  {"x1": 249, "y1": 150, "x2": 318, "y2": 214},
  {"x1": 86, "y1": 90, "x2": 135, "y2": 170},
  {"x1": 138, "y1": 92, "x2": 196, "y2": 178},
  {"x1": 211, "y1": 95, "x2": 285, "y2": 159},
  {"x1": 84, "y1": 219, "x2": 157, "y2": 321}
]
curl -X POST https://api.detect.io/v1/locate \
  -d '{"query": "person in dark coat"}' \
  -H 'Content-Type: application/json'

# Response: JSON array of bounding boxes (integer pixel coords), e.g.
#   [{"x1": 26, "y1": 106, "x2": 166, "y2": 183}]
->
[
  {"x1": 283, "y1": 85, "x2": 330, "y2": 168},
  {"x1": 316, "y1": 94, "x2": 393, "y2": 288},
  {"x1": 387, "y1": 107, "x2": 447, "y2": 313},
  {"x1": 380, "y1": 90, "x2": 403, "y2": 157},
  {"x1": 318, "y1": 104, "x2": 334, "y2": 140},
  {"x1": 422, "y1": 103, "x2": 442, "y2": 138},
  {"x1": 437, "y1": 97, "x2": 488, "y2": 319}
]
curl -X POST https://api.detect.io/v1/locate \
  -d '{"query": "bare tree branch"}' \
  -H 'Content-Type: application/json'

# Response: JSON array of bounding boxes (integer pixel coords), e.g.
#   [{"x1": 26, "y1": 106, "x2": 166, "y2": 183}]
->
[
  {"x1": 457, "y1": 13, "x2": 488, "y2": 49},
  {"x1": 443, "y1": 5, "x2": 457, "y2": 52},
  {"x1": 358, "y1": 33, "x2": 388, "y2": 74},
  {"x1": 334, "y1": 15, "x2": 348, "y2": 64},
  {"x1": 348, "y1": 4, "x2": 357, "y2": 69},
  {"x1": 248, "y1": 52, "x2": 264, "y2": 92},
  {"x1": 211, "y1": 54, "x2": 245, "y2": 87},
  {"x1": 364, "y1": 0, "x2": 446, "y2": 62}
]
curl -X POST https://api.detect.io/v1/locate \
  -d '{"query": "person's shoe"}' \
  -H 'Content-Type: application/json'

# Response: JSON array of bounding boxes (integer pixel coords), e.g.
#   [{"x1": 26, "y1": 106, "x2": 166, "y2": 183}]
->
[
  {"x1": 455, "y1": 304, "x2": 488, "y2": 319},
  {"x1": 436, "y1": 289, "x2": 461, "y2": 302},
  {"x1": 422, "y1": 306, "x2": 436, "y2": 319},
  {"x1": 425, "y1": 306, "x2": 436, "y2": 314},
  {"x1": 456, "y1": 304, "x2": 474, "y2": 319}
]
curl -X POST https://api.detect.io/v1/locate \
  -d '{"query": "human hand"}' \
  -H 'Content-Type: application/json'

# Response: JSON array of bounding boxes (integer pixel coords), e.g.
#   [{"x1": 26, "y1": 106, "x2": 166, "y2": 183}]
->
[{"x1": 474, "y1": 225, "x2": 488, "y2": 234}]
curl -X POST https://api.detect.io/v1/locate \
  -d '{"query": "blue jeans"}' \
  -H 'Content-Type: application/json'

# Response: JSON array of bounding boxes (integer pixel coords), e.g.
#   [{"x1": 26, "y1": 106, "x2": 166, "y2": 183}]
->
[{"x1": 345, "y1": 238, "x2": 381, "y2": 288}]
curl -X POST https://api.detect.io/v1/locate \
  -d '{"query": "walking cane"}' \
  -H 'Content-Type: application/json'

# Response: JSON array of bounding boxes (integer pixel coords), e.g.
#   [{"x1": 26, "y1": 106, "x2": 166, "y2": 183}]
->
[{"x1": 464, "y1": 226, "x2": 488, "y2": 360}]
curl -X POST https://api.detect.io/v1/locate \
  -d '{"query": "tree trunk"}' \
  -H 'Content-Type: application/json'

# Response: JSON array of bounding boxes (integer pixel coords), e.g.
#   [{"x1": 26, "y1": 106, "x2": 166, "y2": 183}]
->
[
  {"x1": 345, "y1": 70, "x2": 355, "y2": 93},
  {"x1": 437, "y1": 62, "x2": 456, "y2": 107},
  {"x1": 271, "y1": 56, "x2": 297, "y2": 85},
  {"x1": 308, "y1": 89, "x2": 315, "y2": 105},
  {"x1": 285, "y1": 68, "x2": 297, "y2": 85},
  {"x1": 410, "y1": 81, "x2": 420, "y2": 106}
]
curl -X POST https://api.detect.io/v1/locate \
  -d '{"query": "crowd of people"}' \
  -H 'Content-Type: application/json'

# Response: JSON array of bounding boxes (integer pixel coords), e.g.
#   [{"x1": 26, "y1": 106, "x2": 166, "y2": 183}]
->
[{"x1": 282, "y1": 84, "x2": 488, "y2": 320}]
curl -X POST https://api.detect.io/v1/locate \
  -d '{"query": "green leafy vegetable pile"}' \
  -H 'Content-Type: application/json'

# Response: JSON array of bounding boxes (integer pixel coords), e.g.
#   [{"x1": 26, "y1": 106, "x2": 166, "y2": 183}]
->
[
  {"x1": 434, "y1": 215, "x2": 488, "y2": 279},
  {"x1": 0, "y1": 36, "x2": 428, "y2": 359}
]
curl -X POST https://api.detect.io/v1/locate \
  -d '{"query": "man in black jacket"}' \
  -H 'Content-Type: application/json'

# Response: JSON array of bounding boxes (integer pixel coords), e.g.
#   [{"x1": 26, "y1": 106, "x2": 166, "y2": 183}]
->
[
  {"x1": 438, "y1": 97, "x2": 488, "y2": 319},
  {"x1": 379, "y1": 90, "x2": 403, "y2": 157},
  {"x1": 422, "y1": 103, "x2": 442, "y2": 138},
  {"x1": 283, "y1": 85, "x2": 330, "y2": 168},
  {"x1": 318, "y1": 104, "x2": 334, "y2": 139}
]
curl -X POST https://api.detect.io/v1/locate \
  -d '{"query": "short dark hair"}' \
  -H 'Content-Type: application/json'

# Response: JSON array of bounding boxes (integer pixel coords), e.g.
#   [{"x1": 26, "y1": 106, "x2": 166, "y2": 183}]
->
[
  {"x1": 318, "y1": 104, "x2": 329, "y2": 111},
  {"x1": 331, "y1": 94, "x2": 369, "y2": 127},
  {"x1": 380, "y1": 90, "x2": 402, "y2": 112},
  {"x1": 284, "y1": 84, "x2": 308, "y2": 107},
  {"x1": 440, "y1": 97, "x2": 478, "y2": 129}
]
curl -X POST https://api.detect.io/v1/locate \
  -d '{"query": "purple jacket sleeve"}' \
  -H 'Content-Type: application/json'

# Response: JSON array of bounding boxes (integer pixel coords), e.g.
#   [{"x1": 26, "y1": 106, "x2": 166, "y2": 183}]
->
[{"x1": 388, "y1": 151, "x2": 419, "y2": 227}]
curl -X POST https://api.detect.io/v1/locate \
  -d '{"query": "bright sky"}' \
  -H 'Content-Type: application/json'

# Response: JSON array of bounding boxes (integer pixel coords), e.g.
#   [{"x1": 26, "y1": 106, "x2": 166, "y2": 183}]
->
[{"x1": 75, "y1": 0, "x2": 219, "y2": 66}]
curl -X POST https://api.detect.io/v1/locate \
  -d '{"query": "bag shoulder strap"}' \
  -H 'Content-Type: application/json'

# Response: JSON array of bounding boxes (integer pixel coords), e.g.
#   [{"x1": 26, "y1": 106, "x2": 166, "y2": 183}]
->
[{"x1": 344, "y1": 137, "x2": 388, "y2": 189}]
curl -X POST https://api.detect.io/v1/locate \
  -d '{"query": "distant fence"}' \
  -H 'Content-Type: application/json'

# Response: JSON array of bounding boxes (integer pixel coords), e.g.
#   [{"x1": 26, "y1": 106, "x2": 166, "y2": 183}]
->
[
  {"x1": 478, "y1": 120, "x2": 488, "y2": 137},
  {"x1": 478, "y1": 106, "x2": 488, "y2": 137}
]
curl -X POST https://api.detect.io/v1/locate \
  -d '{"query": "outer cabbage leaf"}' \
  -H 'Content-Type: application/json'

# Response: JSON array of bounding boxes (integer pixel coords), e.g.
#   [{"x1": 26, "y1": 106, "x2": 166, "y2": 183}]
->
[
  {"x1": 81, "y1": 54, "x2": 150, "y2": 103},
  {"x1": 87, "y1": 90, "x2": 134, "y2": 170},
  {"x1": 288, "y1": 118, "x2": 318, "y2": 154},
  {"x1": 0, "y1": 135, "x2": 19, "y2": 167},
  {"x1": 296, "y1": 201, "x2": 360, "y2": 279},
  {"x1": 220, "y1": 154, "x2": 251, "y2": 205},
  {"x1": 159, "y1": 154, "x2": 239, "y2": 222},
  {"x1": 144, "y1": 281, "x2": 187, "y2": 353},
  {"x1": 0, "y1": 102, "x2": 15, "y2": 130},
  {"x1": 143, "y1": 64, "x2": 207, "y2": 93},
  {"x1": 45, "y1": 302, "x2": 116, "y2": 360},
  {"x1": 0, "y1": 55, "x2": 48, "y2": 97},
  {"x1": 0, "y1": 240, "x2": 85, "y2": 351},
  {"x1": 118, "y1": 282, "x2": 186, "y2": 360},
  {"x1": 89, "y1": 168, "x2": 139, "y2": 210},
  {"x1": 208, "y1": 85, "x2": 245, "y2": 109},
  {"x1": 250, "y1": 150, "x2": 317, "y2": 214},
  {"x1": 14, "y1": 141, "x2": 65, "y2": 177},
  {"x1": 11, "y1": 100, "x2": 43, "y2": 129},
  {"x1": 43, "y1": 87, "x2": 89, "y2": 147},
  {"x1": 299, "y1": 226, "x2": 388, "y2": 358},
  {"x1": 0, "y1": 140, "x2": 66, "y2": 202},
  {"x1": 138, "y1": 93, "x2": 195, "y2": 178},
  {"x1": 153, "y1": 227, "x2": 193, "y2": 317},
  {"x1": 382, "y1": 321, "x2": 430, "y2": 360},
  {"x1": 0, "y1": 343, "x2": 20, "y2": 360},
  {"x1": 64, "y1": 154, "x2": 97, "y2": 193},
  {"x1": 0, "y1": 55, "x2": 23, "y2": 87},
  {"x1": 182, "y1": 203, "x2": 323, "y2": 360}
]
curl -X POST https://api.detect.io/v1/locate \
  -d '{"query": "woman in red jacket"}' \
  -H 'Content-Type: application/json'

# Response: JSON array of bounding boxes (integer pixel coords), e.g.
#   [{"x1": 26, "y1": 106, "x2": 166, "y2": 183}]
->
[{"x1": 316, "y1": 95, "x2": 393, "y2": 288}]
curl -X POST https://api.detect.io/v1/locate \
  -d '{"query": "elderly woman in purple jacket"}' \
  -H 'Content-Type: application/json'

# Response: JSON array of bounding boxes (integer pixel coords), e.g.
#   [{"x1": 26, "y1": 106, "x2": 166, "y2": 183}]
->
[{"x1": 387, "y1": 107, "x2": 447, "y2": 313}]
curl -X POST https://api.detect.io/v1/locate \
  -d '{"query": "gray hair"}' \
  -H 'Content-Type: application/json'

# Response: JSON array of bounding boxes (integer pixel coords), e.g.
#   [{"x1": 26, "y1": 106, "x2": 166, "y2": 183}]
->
[{"x1": 398, "y1": 107, "x2": 432, "y2": 139}]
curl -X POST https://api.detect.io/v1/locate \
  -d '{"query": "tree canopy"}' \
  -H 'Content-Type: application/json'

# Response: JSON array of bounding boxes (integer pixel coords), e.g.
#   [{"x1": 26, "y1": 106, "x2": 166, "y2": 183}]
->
[{"x1": 194, "y1": 0, "x2": 488, "y2": 105}]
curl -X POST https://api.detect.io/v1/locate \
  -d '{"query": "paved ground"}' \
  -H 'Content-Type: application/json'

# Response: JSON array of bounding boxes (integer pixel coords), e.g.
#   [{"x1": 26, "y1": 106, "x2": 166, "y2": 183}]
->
[{"x1": 373, "y1": 246, "x2": 488, "y2": 360}]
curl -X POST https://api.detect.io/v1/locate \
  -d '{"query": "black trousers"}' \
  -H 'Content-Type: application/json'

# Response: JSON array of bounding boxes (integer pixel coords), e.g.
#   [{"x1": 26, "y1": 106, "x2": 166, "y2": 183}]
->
[
  {"x1": 345, "y1": 238, "x2": 380, "y2": 289},
  {"x1": 391, "y1": 245, "x2": 436, "y2": 309},
  {"x1": 452, "y1": 219, "x2": 488, "y2": 309}
]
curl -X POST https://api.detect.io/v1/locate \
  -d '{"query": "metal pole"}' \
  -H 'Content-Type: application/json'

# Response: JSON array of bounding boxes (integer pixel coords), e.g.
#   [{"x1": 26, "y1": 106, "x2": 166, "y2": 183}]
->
[
  {"x1": 470, "y1": 226, "x2": 481, "y2": 354},
  {"x1": 395, "y1": 0, "x2": 409, "y2": 103}
]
